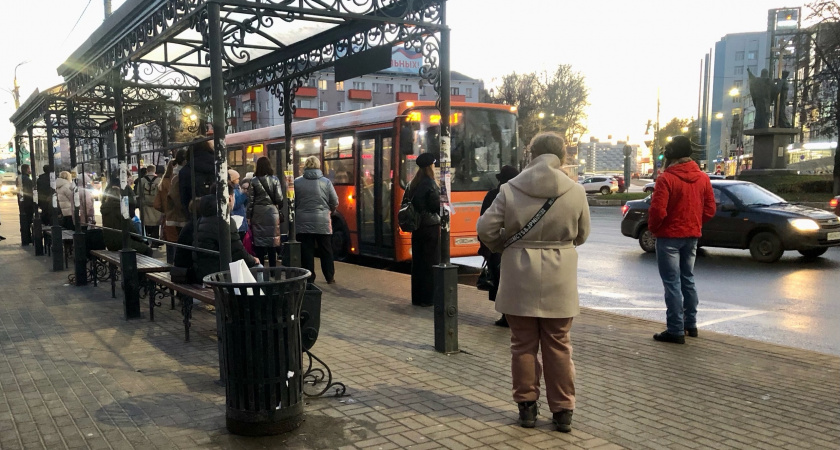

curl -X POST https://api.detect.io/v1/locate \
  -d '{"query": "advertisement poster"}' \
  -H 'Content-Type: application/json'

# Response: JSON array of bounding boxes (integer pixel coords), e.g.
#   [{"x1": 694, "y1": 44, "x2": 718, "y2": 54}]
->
[{"x1": 439, "y1": 136, "x2": 452, "y2": 215}]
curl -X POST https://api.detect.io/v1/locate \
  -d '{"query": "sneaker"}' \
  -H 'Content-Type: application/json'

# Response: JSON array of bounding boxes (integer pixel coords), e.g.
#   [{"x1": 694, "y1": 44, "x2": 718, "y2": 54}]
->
[
  {"x1": 685, "y1": 327, "x2": 698, "y2": 338},
  {"x1": 552, "y1": 409, "x2": 573, "y2": 433},
  {"x1": 653, "y1": 330, "x2": 685, "y2": 344},
  {"x1": 494, "y1": 315, "x2": 509, "y2": 327},
  {"x1": 517, "y1": 401, "x2": 538, "y2": 428}
]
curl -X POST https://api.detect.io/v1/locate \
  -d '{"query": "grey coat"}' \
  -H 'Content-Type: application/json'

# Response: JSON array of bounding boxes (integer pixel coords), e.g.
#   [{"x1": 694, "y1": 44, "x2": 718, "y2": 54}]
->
[
  {"x1": 294, "y1": 169, "x2": 339, "y2": 235},
  {"x1": 246, "y1": 175, "x2": 284, "y2": 247}
]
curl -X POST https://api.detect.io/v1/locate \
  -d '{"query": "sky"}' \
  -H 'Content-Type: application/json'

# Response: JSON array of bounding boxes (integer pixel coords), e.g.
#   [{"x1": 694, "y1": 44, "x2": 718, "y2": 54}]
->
[{"x1": 0, "y1": 0, "x2": 815, "y2": 152}]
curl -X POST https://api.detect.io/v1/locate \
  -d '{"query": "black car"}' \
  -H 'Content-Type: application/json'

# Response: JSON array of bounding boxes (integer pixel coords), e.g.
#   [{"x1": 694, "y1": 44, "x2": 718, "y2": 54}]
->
[{"x1": 621, "y1": 180, "x2": 840, "y2": 262}]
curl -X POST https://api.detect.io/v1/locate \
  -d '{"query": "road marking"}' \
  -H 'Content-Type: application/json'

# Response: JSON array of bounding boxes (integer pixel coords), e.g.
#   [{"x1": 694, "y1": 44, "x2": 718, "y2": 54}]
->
[{"x1": 696, "y1": 310, "x2": 768, "y2": 327}]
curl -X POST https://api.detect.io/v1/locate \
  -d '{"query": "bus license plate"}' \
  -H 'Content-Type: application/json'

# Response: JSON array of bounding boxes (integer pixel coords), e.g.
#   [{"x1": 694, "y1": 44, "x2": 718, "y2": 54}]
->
[
  {"x1": 455, "y1": 237, "x2": 479, "y2": 245},
  {"x1": 828, "y1": 232, "x2": 840, "y2": 241}
]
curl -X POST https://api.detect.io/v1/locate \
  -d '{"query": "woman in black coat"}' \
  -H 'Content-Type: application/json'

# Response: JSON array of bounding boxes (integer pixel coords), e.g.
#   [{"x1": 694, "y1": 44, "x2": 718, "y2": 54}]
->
[
  {"x1": 478, "y1": 165, "x2": 519, "y2": 327},
  {"x1": 402, "y1": 153, "x2": 441, "y2": 307},
  {"x1": 173, "y1": 192, "x2": 258, "y2": 283}
]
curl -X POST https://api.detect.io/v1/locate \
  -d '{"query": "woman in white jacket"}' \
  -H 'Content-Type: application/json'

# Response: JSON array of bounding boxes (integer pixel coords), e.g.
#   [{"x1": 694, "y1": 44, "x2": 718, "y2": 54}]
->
[{"x1": 56, "y1": 171, "x2": 76, "y2": 230}]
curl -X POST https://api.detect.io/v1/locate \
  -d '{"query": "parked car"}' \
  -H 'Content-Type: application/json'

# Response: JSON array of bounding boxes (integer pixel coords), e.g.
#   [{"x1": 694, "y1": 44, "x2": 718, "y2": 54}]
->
[
  {"x1": 581, "y1": 176, "x2": 618, "y2": 195},
  {"x1": 620, "y1": 180, "x2": 840, "y2": 262},
  {"x1": 612, "y1": 175, "x2": 626, "y2": 193},
  {"x1": 643, "y1": 173, "x2": 723, "y2": 193}
]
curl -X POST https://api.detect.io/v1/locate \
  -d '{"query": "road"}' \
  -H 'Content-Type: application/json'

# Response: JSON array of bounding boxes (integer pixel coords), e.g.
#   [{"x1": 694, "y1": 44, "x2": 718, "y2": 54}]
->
[{"x1": 457, "y1": 206, "x2": 840, "y2": 356}]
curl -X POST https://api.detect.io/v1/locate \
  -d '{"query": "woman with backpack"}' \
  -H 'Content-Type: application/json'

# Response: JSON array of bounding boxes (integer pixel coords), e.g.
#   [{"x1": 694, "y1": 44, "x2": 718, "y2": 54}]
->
[
  {"x1": 247, "y1": 156, "x2": 284, "y2": 268},
  {"x1": 401, "y1": 153, "x2": 440, "y2": 307}
]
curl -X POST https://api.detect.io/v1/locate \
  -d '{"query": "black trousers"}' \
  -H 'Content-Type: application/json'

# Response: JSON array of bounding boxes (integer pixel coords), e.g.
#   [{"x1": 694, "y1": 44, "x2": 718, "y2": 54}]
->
[
  {"x1": 299, "y1": 233, "x2": 335, "y2": 283},
  {"x1": 255, "y1": 246, "x2": 278, "y2": 268},
  {"x1": 60, "y1": 216, "x2": 75, "y2": 230},
  {"x1": 410, "y1": 224, "x2": 440, "y2": 306},
  {"x1": 20, "y1": 206, "x2": 33, "y2": 245},
  {"x1": 488, "y1": 252, "x2": 502, "y2": 301}
]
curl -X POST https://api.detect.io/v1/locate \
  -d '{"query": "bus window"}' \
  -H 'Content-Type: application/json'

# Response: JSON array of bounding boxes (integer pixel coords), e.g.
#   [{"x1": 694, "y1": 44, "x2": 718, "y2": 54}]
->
[
  {"x1": 294, "y1": 136, "x2": 321, "y2": 176},
  {"x1": 323, "y1": 134, "x2": 355, "y2": 185},
  {"x1": 400, "y1": 108, "x2": 518, "y2": 191}
]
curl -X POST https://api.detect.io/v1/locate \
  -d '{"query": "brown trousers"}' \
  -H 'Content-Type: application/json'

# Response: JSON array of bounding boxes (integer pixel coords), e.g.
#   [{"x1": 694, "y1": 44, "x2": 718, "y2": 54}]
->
[{"x1": 507, "y1": 315, "x2": 575, "y2": 412}]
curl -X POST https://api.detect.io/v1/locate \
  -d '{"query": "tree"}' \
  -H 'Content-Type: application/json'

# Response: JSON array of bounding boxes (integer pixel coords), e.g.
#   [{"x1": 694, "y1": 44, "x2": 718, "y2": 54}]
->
[
  {"x1": 659, "y1": 117, "x2": 702, "y2": 162},
  {"x1": 487, "y1": 65, "x2": 589, "y2": 146},
  {"x1": 805, "y1": 0, "x2": 840, "y2": 139}
]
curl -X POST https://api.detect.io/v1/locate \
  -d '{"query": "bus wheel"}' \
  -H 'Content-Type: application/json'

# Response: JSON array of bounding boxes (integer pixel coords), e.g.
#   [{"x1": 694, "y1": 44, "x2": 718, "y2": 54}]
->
[{"x1": 332, "y1": 218, "x2": 350, "y2": 261}]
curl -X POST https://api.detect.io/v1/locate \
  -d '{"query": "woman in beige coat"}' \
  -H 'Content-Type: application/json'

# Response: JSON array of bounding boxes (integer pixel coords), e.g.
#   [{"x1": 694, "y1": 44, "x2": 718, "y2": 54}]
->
[
  {"x1": 56, "y1": 171, "x2": 76, "y2": 230},
  {"x1": 477, "y1": 132, "x2": 590, "y2": 433}
]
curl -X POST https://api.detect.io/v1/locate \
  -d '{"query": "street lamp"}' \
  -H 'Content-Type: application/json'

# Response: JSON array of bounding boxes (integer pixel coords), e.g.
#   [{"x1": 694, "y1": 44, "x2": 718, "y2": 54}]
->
[
  {"x1": 715, "y1": 112, "x2": 724, "y2": 119},
  {"x1": 537, "y1": 111, "x2": 545, "y2": 133},
  {"x1": 681, "y1": 126, "x2": 689, "y2": 133},
  {"x1": 579, "y1": 158, "x2": 586, "y2": 175},
  {"x1": 12, "y1": 61, "x2": 29, "y2": 109},
  {"x1": 666, "y1": 136, "x2": 673, "y2": 142}
]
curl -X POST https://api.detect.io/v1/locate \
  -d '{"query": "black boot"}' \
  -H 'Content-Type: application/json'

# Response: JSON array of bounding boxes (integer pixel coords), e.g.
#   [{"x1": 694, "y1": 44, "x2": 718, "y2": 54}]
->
[
  {"x1": 552, "y1": 409, "x2": 573, "y2": 432},
  {"x1": 517, "y1": 401, "x2": 538, "y2": 428},
  {"x1": 494, "y1": 314, "x2": 509, "y2": 327}
]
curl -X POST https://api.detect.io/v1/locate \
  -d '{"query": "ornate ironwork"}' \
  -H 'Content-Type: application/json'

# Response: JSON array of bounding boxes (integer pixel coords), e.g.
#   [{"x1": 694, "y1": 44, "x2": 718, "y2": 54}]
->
[{"x1": 303, "y1": 350, "x2": 347, "y2": 398}]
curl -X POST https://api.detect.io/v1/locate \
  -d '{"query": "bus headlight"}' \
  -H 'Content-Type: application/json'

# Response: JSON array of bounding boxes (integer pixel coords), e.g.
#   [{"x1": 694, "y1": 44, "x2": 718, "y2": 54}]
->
[{"x1": 788, "y1": 218, "x2": 819, "y2": 232}]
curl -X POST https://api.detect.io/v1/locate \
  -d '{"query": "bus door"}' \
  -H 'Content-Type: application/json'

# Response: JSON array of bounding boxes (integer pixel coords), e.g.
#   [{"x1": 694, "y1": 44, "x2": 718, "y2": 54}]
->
[{"x1": 357, "y1": 130, "x2": 394, "y2": 258}]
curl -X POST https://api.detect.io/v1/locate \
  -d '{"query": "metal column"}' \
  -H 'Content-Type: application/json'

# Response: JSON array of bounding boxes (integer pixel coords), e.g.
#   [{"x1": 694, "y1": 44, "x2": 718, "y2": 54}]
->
[
  {"x1": 68, "y1": 100, "x2": 88, "y2": 285},
  {"x1": 282, "y1": 80, "x2": 300, "y2": 268},
  {"x1": 208, "y1": 2, "x2": 231, "y2": 269},
  {"x1": 29, "y1": 129, "x2": 43, "y2": 255},
  {"x1": 45, "y1": 115, "x2": 64, "y2": 271},
  {"x1": 114, "y1": 83, "x2": 141, "y2": 320},
  {"x1": 433, "y1": 2, "x2": 458, "y2": 354}
]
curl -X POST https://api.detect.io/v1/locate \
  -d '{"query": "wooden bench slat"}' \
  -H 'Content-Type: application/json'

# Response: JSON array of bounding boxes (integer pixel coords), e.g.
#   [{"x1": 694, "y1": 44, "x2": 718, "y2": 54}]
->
[
  {"x1": 146, "y1": 272, "x2": 215, "y2": 304},
  {"x1": 90, "y1": 250, "x2": 170, "y2": 273}
]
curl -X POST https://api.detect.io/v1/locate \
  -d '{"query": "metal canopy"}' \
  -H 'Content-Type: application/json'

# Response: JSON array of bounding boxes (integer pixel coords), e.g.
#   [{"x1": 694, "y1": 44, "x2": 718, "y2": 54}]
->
[{"x1": 58, "y1": 0, "x2": 445, "y2": 101}]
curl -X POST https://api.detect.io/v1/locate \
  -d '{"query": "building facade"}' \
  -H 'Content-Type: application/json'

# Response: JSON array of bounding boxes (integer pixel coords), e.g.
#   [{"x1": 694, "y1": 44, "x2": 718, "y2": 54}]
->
[
  {"x1": 578, "y1": 138, "x2": 639, "y2": 175},
  {"x1": 228, "y1": 48, "x2": 482, "y2": 133}
]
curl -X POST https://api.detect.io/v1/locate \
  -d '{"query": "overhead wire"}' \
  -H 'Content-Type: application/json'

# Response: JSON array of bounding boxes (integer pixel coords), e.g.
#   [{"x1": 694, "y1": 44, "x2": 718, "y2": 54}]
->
[{"x1": 65, "y1": 0, "x2": 94, "y2": 41}]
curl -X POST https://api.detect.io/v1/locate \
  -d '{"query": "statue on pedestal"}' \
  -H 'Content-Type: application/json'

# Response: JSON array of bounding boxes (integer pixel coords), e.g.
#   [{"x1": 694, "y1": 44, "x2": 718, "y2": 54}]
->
[{"x1": 747, "y1": 68, "x2": 774, "y2": 129}]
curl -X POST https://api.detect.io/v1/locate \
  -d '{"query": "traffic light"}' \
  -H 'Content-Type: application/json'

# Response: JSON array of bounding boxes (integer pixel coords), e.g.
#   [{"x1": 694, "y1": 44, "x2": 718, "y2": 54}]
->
[
  {"x1": 657, "y1": 153, "x2": 665, "y2": 161},
  {"x1": 7, "y1": 142, "x2": 14, "y2": 154}
]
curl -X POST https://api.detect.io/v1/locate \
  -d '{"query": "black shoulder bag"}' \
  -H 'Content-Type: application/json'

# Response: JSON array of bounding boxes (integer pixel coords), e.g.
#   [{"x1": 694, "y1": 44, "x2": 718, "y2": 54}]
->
[
  {"x1": 398, "y1": 187, "x2": 421, "y2": 232},
  {"x1": 503, "y1": 197, "x2": 558, "y2": 249}
]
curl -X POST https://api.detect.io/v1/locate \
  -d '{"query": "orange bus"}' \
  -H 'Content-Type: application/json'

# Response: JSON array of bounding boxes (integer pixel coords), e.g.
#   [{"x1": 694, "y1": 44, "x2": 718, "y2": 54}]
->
[{"x1": 225, "y1": 101, "x2": 520, "y2": 262}]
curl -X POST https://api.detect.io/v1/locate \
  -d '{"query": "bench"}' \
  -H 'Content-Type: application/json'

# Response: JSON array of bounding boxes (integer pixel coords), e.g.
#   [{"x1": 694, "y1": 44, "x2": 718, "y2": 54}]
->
[
  {"x1": 89, "y1": 250, "x2": 171, "y2": 300},
  {"x1": 145, "y1": 272, "x2": 214, "y2": 341},
  {"x1": 43, "y1": 228, "x2": 75, "y2": 268}
]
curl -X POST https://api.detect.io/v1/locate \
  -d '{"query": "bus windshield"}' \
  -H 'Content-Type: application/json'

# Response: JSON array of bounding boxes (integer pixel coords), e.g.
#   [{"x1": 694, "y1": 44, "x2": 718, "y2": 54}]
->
[{"x1": 400, "y1": 108, "x2": 519, "y2": 191}]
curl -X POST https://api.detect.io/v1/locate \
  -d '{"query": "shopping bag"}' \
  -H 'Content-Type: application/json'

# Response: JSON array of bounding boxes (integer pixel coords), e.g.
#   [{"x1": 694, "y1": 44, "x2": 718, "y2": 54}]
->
[
  {"x1": 476, "y1": 262, "x2": 495, "y2": 291},
  {"x1": 230, "y1": 259, "x2": 262, "y2": 296},
  {"x1": 243, "y1": 229, "x2": 256, "y2": 256}
]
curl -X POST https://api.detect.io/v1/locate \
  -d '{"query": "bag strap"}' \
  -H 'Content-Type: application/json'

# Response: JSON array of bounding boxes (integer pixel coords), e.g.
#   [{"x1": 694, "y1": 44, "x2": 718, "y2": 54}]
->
[
  {"x1": 503, "y1": 197, "x2": 558, "y2": 249},
  {"x1": 257, "y1": 176, "x2": 279, "y2": 207}
]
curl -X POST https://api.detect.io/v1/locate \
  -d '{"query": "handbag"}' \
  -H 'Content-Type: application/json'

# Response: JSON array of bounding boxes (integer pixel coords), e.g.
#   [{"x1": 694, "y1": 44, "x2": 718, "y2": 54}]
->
[
  {"x1": 170, "y1": 266, "x2": 190, "y2": 284},
  {"x1": 503, "y1": 196, "x2": 559, "y2": 249},
  {"x1": 242, "y1": 228, "x2": 256, "y2": 256},
  {"x1": 476, "y1": 261, "x2": 495, "y2": 291}
]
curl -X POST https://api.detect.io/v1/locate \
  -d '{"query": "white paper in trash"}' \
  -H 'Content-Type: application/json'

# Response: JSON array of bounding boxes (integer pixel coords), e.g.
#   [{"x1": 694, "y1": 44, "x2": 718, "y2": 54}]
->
[{"x1": 230, "y1": 259, "x2": 263, "y2": 296}]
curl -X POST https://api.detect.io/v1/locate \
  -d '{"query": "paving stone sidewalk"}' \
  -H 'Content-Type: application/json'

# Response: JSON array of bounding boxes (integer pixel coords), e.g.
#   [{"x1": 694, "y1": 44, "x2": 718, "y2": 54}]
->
[{"x1": 0, "y1": 223, "x2": 838, "y2": 449}]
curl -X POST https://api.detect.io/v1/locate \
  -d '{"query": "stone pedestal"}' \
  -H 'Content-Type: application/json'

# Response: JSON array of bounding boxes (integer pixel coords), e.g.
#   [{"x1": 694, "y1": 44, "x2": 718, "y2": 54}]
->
[{"x1": 744, "y1": 128, "x2": 798, "y2": 170}]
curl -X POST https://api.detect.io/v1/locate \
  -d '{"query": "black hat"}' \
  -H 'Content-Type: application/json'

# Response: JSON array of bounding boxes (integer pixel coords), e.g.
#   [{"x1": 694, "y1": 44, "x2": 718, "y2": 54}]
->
[
  {"x1": 664, "y1": 135, "x2": 693, "y2": 159},
  {"x1": 496, "y1": 165, "x2": 519, "y2": 183},
  {"x1": 416, "y1": 153, "x2": 436, "y2": 168}
]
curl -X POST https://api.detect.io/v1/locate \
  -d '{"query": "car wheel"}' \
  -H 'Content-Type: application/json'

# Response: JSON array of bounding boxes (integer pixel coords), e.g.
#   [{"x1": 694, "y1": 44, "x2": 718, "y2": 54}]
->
[
  {"x1": 749, "y1": 232, "x2": 784, "y2": 263},
  {"x1": 644, "y1": 187, "x2": 654, "y2": 193},
  {"x1": 798, "y1": 248, "x2": 828, "y2": 259},
  {"x1": 600, "y1": 186, "x2": 610, "y2": 195},
  {"x1": 639, "y1": 227, "x2": 656, "y2": 253}
]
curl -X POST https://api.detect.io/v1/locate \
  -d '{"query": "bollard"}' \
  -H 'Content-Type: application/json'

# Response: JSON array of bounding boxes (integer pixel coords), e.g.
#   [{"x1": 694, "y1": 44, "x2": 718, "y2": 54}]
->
[
  {"x1": 433, "y1": 263, "x2": 459, "y2": 354},
  {"x1": 73, "y1": 231, "x2": 87, "y2": 286},
  {"x1": 51, "y1": 225, "x2": 63, "y2": 271},
  {"x1": 120, "y1": 249, "x2": 141, "y2": 319}
]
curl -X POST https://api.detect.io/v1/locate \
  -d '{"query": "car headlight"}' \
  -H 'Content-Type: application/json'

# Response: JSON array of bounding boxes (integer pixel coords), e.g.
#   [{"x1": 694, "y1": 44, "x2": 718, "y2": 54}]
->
[{"x1": 788, "y1": 218, "x2": 820, "y2": 231}]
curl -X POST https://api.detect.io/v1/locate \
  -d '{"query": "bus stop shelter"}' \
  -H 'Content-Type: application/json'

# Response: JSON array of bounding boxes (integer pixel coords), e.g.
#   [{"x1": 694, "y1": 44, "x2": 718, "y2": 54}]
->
[{"x1": 13, "y1": 0, "x2": 457, "y2": 352}]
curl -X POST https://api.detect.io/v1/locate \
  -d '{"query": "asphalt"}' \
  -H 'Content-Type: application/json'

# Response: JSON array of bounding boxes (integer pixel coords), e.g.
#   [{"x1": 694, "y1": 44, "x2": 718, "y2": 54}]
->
[{"x1": 0, "y1": 199, "x2": 839, "y2": 450}]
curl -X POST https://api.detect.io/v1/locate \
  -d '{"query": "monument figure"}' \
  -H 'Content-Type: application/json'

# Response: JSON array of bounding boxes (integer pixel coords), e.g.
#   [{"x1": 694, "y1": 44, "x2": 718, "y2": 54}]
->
[
  {"x1": 774, "y1": 71, "x2": 791, "y2": 128},
  {"x1": 747, "y1": 68, "x2": 775, "y2": 129}
]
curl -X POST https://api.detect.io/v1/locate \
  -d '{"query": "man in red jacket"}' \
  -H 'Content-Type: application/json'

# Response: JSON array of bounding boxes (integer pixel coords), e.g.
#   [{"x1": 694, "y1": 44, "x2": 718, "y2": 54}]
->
[{"x1": 648, "y1": 136, "x2": 716, "y2": 344}]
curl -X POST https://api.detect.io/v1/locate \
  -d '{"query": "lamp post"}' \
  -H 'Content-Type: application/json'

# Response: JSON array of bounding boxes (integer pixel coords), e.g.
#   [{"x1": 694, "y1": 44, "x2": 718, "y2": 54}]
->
[
  {"x1": 12, "y1": 61, "x2": 29, "y2": 109},
  {"x1": 729, "y1": 87, "x2": 745, "y2": 177},
  {"x1": 537, "y1": 112, "x2": 545, "y2": 133}
]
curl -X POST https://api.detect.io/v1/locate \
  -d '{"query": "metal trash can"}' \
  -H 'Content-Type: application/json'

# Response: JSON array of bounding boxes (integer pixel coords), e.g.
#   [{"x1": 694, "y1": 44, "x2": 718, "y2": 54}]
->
[{"x1": 204, "y1": 266, "x2": 311, "y2": 436}]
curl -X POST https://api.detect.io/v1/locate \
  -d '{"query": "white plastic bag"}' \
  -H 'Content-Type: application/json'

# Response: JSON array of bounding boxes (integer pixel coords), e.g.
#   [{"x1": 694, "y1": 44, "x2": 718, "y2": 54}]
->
[{"x1": 230, "y1": 259, "x2": 262, "y2": 296}]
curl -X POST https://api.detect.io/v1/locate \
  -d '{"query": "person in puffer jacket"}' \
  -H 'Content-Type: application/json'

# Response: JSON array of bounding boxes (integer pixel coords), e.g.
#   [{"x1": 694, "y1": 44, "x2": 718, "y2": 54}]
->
[
  {"x1": 648, "y1": 135, "x2": 716, "y2": 345},
  {"x1": 294, "y1": 156, "x2": 339, "y2": 284},
  {"x1": 56, "y1": 171, "x2": 76, "y2": 230},
  {"x1": 247, "y1": 156, "x2": 284, "y2": 268}
]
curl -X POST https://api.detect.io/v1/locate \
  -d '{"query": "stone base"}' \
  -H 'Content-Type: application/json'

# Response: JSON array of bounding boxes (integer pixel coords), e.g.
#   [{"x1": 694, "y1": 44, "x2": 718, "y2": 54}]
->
[
  {"x1": 744, "y1": 128, "x2": 798, "y2": 170},
  {"x1": 738, "y1": 168, "x2": 798, "y2": 177}
]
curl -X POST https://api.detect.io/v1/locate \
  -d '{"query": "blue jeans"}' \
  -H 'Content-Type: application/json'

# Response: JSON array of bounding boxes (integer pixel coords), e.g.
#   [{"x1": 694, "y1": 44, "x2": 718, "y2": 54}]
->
[{"x1": 655, "y1": 237, "x2": 699, "y2": 335}]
